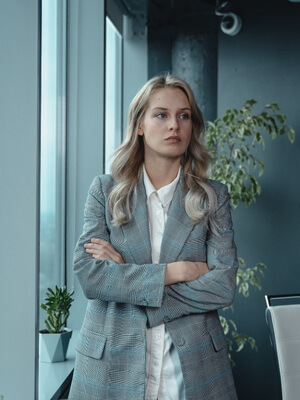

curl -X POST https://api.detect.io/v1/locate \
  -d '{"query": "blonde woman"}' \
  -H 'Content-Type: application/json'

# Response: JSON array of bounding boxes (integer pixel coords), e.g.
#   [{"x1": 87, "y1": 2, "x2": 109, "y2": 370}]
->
[{"x1": 69, "y1": 74, "x2": 238, "y2": 400}]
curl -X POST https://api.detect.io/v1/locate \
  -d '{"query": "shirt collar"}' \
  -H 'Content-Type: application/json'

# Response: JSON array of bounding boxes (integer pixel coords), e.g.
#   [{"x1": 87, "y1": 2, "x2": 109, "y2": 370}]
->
[{"x1": 143, "y1": 165, "x2": 181, "y2": 208}]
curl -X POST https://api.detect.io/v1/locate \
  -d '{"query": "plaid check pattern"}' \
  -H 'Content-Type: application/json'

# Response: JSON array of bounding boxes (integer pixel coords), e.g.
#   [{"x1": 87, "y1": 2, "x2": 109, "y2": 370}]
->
[{"x1": 69, "y1": 172, "x2": 238, "y2": 400}]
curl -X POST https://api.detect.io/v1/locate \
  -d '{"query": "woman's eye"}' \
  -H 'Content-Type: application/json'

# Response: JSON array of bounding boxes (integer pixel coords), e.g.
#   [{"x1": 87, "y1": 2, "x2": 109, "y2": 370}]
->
[
  {"x1": 156, "y1": 113, "x2": 166, "y2": 119},
  {"x1": 179, "y1": 113, "x2": 190, "y2": 120}
]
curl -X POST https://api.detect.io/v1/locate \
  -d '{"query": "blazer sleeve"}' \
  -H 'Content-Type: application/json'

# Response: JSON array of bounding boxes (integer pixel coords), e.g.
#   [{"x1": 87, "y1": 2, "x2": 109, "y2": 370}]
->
[
  {"x1": 73, "y1": 176, "x2": 166, "y2": 308},
  {"x1": 146, "y1": 184, "x2": 239, "y2": 328}
]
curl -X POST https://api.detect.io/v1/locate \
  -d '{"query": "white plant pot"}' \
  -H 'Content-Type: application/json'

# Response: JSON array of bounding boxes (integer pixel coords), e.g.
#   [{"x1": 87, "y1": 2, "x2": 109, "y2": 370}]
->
[{"x1": 39, "y1": 328, "x2": 72, "y2": 363}]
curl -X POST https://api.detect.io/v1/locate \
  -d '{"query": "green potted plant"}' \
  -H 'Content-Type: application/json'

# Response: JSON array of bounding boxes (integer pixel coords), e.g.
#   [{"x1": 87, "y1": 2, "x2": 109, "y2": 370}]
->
[
  {"x1": 205, "y1": 99, "x2": 295, "y2": 362},
  {"x1": 39, "y1": 285, "x2": 74, "y2": 363}
]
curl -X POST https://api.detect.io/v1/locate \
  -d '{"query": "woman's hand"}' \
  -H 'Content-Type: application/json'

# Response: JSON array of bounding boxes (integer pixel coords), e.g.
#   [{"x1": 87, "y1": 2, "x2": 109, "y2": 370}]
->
[
  {"x1": 84, "y1": 238, "x2": 125, "y2": 264},
  {"x1": 165, "y1": 261, "x2": 209, "y2": 285}
]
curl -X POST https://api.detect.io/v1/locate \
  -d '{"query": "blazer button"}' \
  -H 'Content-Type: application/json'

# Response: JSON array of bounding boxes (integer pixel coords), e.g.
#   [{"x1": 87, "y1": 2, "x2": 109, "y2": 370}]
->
[
  {"x1": 163, "y1": 317, "x2": 170, "y2": 323},
  {"x1": 175, "y1": 337, "x2": 185, "y2": 346}
]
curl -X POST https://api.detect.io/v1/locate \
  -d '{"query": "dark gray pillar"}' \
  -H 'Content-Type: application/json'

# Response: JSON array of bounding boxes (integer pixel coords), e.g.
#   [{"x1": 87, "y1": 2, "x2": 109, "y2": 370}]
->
[{"x1": 172, "y1": 17, "x2": 218, "y2": 122}]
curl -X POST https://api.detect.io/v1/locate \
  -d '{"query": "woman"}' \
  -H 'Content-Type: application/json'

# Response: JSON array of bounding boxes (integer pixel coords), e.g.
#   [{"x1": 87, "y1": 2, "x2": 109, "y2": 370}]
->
[{"x1": 69, "y1": 74, "x2": 238, "y2": 400}]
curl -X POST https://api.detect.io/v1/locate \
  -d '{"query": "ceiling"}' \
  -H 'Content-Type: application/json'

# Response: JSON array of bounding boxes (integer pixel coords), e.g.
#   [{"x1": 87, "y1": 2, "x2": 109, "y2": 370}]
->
[
  {"x1": 115, "y1": 0, "x2": 237, "y2": 32},
  {"x1": 115, "y1": 0, "x2": 216, "y2": 18}
]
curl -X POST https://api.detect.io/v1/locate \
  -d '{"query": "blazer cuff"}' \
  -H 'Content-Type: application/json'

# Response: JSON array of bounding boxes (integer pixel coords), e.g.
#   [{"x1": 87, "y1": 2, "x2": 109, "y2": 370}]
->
[{"x1": 146, "y1": 291, "x2": 182, "y2": 327}]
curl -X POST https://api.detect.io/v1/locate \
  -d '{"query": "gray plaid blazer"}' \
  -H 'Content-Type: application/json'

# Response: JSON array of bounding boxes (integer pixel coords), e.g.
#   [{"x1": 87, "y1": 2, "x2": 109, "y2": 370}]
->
[{"x1": 69, "y1": 172, "x2": 238, "y2": 400}]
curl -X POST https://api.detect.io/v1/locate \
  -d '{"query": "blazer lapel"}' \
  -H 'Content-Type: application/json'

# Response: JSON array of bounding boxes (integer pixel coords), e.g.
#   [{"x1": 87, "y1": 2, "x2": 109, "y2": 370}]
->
[
  {"x1": 120, "y1": 171, "x2": 193, "y2": 265},
  {"x1": 120, "y1": 173, "x2": 152, "y2": 264},
  {"x1": 159, "y1": 173, "x2": 194, "y2": 263}
]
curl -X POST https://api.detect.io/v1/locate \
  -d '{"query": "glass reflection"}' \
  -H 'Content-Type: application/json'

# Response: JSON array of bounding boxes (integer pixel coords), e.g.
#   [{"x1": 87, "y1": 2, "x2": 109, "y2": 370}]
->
[
  {"x1": 105, "y1": 16, "x2": 123, "y2": 173},
  {"x1": 40, "y1": 0, "x2": 66, "y2": 328}
]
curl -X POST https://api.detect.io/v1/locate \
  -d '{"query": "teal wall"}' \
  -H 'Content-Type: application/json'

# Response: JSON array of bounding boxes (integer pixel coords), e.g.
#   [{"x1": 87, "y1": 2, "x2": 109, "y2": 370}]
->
[{"x1": 0, "y1": 0, "x2": 40, "y2": 398}]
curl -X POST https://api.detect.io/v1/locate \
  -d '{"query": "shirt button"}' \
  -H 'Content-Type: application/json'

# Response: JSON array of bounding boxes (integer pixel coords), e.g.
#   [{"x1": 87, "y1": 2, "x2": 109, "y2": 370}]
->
[
  {"x1": 156, "y1": 210, "x2": 161, "y2": 215},
  {"x1": 155, "y1": 332, "x2": 161, "y2": 340}
]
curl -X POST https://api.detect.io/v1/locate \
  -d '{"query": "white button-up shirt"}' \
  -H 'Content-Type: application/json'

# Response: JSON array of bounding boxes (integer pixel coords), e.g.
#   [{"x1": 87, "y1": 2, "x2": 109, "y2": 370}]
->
[{"x1": 143, "y1": 166, "x2": 186, "y2": 400}]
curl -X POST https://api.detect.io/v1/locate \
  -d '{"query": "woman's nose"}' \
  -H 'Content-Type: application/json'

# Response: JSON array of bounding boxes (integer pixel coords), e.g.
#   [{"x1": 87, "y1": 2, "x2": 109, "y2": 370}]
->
[{"x1": 168, "y1": 116, "x2": 179, "y2": 131}]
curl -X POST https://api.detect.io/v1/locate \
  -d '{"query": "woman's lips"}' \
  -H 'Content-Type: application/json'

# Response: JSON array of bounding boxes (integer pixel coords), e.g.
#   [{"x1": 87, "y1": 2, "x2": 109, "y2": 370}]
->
[{"x1": 165, "y1": 136, "x2": 181, "y2": 142}]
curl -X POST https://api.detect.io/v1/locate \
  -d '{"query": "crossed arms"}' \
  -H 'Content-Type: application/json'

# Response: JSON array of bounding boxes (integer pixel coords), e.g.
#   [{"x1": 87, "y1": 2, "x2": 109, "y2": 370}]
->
[{"x1": 74, "y1": 176, "x2": 238, "y2": 324}]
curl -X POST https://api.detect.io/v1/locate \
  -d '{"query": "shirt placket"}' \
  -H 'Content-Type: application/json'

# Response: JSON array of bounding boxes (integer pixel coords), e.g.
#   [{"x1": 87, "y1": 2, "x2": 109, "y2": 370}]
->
[{"x1": 145, "y1": 193, "x2": 166, "y2": 399}]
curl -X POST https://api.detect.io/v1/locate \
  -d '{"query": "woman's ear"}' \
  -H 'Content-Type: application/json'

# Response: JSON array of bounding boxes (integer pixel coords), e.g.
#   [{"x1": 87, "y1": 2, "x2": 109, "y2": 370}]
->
[{"x1": 138, "y1": 126, "x2": 144, "y2": 136}]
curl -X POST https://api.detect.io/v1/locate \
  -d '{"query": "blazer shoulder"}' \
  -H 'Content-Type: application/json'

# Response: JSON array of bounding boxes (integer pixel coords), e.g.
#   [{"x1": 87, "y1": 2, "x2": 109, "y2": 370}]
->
[
  {"x1": 89, "y1": 174, "x2": 116, "y2": 198},
  {"x1": 207, "y1": 179, "x2": 228, "y2": 195},
  {"x1": 206, "y1": 179, "x2": 231, "y2": 212}
]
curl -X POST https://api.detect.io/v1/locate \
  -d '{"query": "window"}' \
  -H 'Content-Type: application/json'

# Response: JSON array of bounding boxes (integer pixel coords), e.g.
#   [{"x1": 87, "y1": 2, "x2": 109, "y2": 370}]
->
[
  {"x1": 105, "y1": 16, "x2": 123, "y2": 172},
  {"x1": 39, "y1": 0, "x2": 67, "y2": 328}
]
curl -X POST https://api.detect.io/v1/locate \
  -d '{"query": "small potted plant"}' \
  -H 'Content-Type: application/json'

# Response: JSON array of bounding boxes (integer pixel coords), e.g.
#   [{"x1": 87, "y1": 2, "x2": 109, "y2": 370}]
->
[{"x1": 39, "y1": 285, "x2": 74, "y2": 363}]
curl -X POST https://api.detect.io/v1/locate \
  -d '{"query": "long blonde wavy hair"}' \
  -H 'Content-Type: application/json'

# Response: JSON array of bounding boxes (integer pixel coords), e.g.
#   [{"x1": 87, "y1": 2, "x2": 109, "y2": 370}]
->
[{"x1": 108, "y1": 74, "x2": 217, "y2": 228}]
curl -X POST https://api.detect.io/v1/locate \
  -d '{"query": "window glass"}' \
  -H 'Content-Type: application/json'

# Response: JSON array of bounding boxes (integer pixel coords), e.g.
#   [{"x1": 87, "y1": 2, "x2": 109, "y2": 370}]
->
[
  {"x1": 105, "y1": 17, "x2": 123, "y2": 172},
  {"x1": 39, "y1": 0, "x2": 67, "y2": 328}
]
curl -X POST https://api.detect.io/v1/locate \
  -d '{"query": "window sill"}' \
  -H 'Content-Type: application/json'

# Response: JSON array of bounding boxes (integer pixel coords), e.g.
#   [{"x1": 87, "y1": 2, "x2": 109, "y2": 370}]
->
[{"x1": 39, "y1": 330, "x2": 78, "y2": 400}]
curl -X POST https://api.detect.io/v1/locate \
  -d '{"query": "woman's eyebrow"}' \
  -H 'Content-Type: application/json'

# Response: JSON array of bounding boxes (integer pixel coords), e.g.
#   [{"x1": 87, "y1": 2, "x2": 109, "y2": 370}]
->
[{"x1": 151, "y1": 107, "x2": 191, "y2": 111}]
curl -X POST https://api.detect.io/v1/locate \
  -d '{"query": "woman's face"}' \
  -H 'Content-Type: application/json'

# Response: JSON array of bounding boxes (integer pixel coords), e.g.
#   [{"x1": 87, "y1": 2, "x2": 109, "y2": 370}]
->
[{"x1": 139, "y1": 87, "x2": 192, "y2": 163}]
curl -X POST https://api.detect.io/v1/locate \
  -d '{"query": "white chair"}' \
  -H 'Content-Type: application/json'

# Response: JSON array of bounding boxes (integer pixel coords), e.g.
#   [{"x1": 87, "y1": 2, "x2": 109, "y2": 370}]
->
[{"x1": 265, "y1": 294, "x2": 300, "y2": 400}]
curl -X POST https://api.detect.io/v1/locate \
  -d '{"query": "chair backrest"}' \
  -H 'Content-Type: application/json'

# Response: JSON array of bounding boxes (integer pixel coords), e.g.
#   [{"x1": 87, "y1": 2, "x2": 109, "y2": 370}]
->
[{"x1": 265, "y1": 295, "x2": 300, "y2": 400}]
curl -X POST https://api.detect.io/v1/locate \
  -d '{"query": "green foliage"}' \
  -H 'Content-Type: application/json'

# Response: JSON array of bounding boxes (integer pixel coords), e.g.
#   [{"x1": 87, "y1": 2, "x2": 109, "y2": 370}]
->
[
  {"x1": 205, "y1": 99, "x2": 295, "y2": 361},
  {"x1": 206, "y1": 99, "x2": 295, "y2": 208},
  {"x1": 219, "y1": 314, "x2": 257, "y2": 366},
  {"x1": 219, "y1": 257, "x2": 267, "y2": 364},
  {"x1": 236, "y1": 257, "x2": 266, "y2": 297},
  {"x1": 40, "y1": 286, "x2": 74, "y2": 334}
]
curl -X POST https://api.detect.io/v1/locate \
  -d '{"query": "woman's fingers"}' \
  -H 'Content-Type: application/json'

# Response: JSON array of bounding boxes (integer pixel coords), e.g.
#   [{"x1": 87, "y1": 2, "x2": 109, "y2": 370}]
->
[
  {"x1": 85, "y1": 244, "x2": 124, "y2": 263},
  {"x1": 84, "y1": 238, "x2": 124, "y2": 264}
]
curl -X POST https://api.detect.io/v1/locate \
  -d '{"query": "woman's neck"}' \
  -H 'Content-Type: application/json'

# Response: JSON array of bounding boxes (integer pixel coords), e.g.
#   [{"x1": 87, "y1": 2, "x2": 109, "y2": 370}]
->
[{"x1": 144, "y1": 158, "x2": 181, "y2": 190}]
